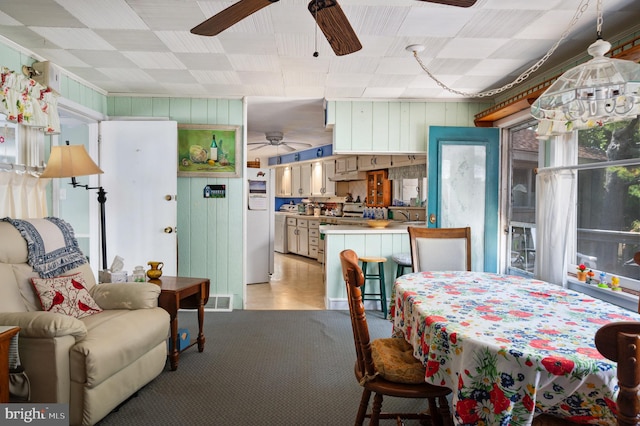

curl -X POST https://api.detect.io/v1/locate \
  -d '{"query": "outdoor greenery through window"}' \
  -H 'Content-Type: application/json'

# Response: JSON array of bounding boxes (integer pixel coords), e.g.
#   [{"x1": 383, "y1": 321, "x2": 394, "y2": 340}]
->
[{"x1": 576, "y1": 117, "x2": 640, "y2": 291}]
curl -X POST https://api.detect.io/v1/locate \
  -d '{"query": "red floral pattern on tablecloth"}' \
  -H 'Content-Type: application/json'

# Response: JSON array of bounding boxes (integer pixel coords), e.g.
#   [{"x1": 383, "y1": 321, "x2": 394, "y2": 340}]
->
[{"x1": 392, "y1": 271, "x2": 640, "y2": 425}]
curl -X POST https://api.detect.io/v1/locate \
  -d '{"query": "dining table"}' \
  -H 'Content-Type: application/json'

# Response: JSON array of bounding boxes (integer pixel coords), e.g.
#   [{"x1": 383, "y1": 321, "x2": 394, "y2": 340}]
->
[{"x1": 391, "y1": 270, "x2": 640, "y2": 425}]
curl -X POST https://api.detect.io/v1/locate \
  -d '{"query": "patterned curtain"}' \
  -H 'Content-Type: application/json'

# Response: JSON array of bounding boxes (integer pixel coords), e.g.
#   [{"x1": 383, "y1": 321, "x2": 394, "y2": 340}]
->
[{"x1": 387, "y1": 164, "x2": 427, "y2": 180}]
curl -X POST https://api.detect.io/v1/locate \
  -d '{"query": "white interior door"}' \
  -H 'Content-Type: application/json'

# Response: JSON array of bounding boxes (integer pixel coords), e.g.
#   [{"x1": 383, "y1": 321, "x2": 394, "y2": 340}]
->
[{"x1": 100, "y1": 121, "x2": 178, "y2": 276}]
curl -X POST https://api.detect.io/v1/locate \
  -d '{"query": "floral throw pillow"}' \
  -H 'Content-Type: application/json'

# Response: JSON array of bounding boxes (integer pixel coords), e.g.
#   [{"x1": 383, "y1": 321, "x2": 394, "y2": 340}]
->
[{"x1": 31, "y1": 272, "x2": 103, "y2": 319}]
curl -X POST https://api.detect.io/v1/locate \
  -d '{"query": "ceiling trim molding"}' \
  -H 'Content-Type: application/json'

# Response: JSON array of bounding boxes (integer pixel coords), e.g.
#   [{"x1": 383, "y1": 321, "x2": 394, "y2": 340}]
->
[{"x1": 474, "y1": 35, "x2": 640, "y2": 127}]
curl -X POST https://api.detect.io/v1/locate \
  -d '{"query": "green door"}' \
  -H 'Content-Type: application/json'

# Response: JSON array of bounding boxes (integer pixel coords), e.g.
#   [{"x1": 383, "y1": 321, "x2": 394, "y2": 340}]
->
[{"x1": 428, "y1": 126, "x2": 500, "y2": 272}]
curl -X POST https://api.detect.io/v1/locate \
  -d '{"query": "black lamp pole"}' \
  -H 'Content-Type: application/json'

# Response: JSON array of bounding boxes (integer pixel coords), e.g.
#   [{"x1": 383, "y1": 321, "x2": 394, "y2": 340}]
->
[{"x1": 71, "y1": 176, "x2": 108, "y2": 270}]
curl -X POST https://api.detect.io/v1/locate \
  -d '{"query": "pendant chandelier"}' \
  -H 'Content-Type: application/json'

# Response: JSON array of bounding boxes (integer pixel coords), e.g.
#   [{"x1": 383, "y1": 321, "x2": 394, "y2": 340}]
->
[{"x1": 531, "y1": 0, "x2": 640, "y2": 139}]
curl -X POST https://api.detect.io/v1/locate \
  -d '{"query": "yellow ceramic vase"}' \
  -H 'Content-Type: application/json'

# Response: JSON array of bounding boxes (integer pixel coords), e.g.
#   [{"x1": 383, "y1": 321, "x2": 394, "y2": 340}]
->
[{"x1": 147, "y1": 261, "x2": 164, "y2": 280}]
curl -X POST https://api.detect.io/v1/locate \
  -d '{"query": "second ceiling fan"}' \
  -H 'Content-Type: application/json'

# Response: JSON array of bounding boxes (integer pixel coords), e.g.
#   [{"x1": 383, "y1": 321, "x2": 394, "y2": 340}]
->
[{"x1": 191, "y1": 0, "x2": 477, "y2": 57}]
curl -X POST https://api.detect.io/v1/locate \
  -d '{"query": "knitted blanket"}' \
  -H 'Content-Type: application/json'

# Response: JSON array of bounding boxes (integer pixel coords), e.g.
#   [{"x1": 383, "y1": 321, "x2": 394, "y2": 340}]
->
[{"x1": 2, "y1": 217, "x2": 87, "y2": 278}]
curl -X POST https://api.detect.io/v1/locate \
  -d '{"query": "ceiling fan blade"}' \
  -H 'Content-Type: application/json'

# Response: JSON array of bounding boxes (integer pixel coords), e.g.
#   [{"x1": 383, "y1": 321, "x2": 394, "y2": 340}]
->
[
  {"x1": 416, "y1": 0, "x2": 477, "y2": 7},
  {"x1": 191, "y1": 0, "x2": 278, "y2": 36},
  {"x1": 281, "y1": 144, "x2": 297, "y2": 152},
  {"x1": 250, "y1": 144, "x2": 269, "y2": 151},
  {"x1": 308, "y1": 0, "x2": 362, "y2": 56}
]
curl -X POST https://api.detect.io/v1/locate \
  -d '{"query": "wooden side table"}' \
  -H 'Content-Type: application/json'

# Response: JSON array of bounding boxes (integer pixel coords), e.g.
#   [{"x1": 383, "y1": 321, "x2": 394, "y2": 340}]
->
[
  {"x1": 155, "y1": 276, "x2": 210, "y2": 371},
  {"x1": 0, "y1": 326, "x2": 20, "y2": 403}
]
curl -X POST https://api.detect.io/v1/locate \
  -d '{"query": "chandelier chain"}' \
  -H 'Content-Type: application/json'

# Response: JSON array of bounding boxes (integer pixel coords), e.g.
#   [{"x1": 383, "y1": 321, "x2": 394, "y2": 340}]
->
[
  {"x1": 412, "y1": 0, "x2": 592, "y2": 98},
  {"x1": 596, "y1": 0, "x2": 603, "y2": 36}
]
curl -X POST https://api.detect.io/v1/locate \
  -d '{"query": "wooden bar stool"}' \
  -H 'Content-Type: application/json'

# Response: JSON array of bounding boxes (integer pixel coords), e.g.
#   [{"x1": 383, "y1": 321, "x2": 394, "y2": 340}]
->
[
  {"x1": 392, "y1": 253, "x2": 412, "y2": 278},
  {"x1": 358, "y1": 256, "x2": 388, "y2": 318}
]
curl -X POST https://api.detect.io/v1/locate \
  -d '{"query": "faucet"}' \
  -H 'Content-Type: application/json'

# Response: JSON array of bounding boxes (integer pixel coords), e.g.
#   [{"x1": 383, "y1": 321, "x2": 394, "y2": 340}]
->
[{"x1": 396, "y1": 210, "x2": 410, "y2": 221}]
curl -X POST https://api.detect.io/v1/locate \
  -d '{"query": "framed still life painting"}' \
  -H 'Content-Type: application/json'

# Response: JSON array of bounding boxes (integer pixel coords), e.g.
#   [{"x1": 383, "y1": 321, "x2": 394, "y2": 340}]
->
[{"x1": 177, "y1": 124, "x2": 241, "y2": 177}]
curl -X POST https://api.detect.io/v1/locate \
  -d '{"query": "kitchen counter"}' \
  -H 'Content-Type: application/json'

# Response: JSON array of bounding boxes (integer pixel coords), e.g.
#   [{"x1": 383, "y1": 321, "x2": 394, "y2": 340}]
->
[{"x1": 320, "y1": 221, "x2": 427, "y2": 310}]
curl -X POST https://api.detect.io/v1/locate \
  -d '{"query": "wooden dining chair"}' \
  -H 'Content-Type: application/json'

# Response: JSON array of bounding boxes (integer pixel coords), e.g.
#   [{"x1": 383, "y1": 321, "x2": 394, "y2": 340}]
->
[
  {"x1": 407, "y1": 227, "x2": 471, "y2": 272},
  {"x1": 595, "y1": 321, "x2": 640, "y2": 426},
  {"x1": 340, "y1": 249, "x2": 452, "y2": 426}
]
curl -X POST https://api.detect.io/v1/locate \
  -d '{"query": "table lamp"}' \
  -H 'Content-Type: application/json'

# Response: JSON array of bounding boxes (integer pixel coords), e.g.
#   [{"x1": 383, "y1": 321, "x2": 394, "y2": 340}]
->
[{"x1": 40, "y1": 141, "x2": 108, "y2": 270}]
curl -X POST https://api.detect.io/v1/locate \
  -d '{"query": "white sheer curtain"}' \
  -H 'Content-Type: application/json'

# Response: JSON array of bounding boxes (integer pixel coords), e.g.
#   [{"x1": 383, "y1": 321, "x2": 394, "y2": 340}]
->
[
  {"x1": 0, "y1": 171, "x2": 49, "y2": 218},
  {"x1": 534, "y1": 133, "x2": 578, "y2": 286},
  {"x1": 0, "y1": 125, "x2": 49, "y2": 219}
]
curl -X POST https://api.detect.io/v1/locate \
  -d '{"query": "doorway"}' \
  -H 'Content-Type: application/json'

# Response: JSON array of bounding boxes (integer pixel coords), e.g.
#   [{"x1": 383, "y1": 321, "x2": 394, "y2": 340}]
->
[{"x1": 245, "y1": 252, "x2": 325, "y2": 309}]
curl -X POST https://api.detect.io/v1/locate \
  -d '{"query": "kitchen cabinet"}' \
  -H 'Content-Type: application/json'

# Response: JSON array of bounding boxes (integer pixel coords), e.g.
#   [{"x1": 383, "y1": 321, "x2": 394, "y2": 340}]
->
[
  {"x1": 275, "y1": 166, "x2": 292, "y2": 197},
  {"x1": 310, "y1": 159, "x2": 336, "y2": 196},
  {"x1": 308, "y1": 219, "x2": 320, "y2": 261},
  {"x1": 366, "y1": 170, "x2": 391, "y2": 207},
  {"x1": 287, "y1": 217, "x2": 309, "y2": 257},
  {"x1": 358, "y1": 155, "x2": 392, "y2": 171},
  {"x1": 335, "y1": 156, "x2": 358, "y2": 174},
  {"x1": 392, "y1": 154, "x2": 426, "y2": 168},
  {"x1": 291, "y1": 164, "x2": 312, "y2": 197}
]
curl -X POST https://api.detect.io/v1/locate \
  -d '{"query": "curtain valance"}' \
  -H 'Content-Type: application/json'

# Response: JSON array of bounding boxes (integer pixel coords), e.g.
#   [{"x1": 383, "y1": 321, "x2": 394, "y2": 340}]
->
[
  {"x1": 1, "y1": 66, "x2": 60, "y2": 134},
  {"x1": 387, "y1": 164, "x2": 427, "y2": 180}
]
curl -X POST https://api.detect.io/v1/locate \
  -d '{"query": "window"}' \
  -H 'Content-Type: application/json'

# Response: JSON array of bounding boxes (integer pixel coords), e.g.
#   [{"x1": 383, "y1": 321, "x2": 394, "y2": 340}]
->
[{"x1": 574, "y1": 118, "x2": 640, "y2": 292}]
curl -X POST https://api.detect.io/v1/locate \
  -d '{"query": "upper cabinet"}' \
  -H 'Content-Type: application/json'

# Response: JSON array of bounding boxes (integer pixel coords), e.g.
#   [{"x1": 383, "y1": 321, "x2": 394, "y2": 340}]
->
[
  {"x1": 275, "y1": 165, "x2": 292, "y2": 197},
  {"x1": 326, "y1": 100, "x2": 491, "y2": 153},
  {"x1": 291, "y1": 163, "x2": 312, "y2": 197},
  {"x1": 335, "y1": 156, "x2": 358, "y2": 174},
  {"x1": 392, "y1": 154, "x2": 426, "y2": 168},
  {"x1": 310, "y1": 159, "x2": 336, "y2": 196},
  {"x1": 358, "y1": 155, "x2": 392, "y2": 171}
]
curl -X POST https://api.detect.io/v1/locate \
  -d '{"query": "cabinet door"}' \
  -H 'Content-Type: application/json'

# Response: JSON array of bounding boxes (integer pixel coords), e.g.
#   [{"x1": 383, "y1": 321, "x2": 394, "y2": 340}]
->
[
  {"x1": 346, "y1": 156, "x2": 358, "y2": 171},
  {"x1": 323, "y1": 160, "x2": 336, "y2": 196},
  {"x1": 298, "y1": 227, "x2": 309, "y2": 256},
  {"x1": 335, "y1": 158, "x2": 347, "y2": 174},
  {"x1": 287, "y1": 225, "x2": 298, "y2": 254},
  {"x1": 291, "y1": 165, "x2": 302, "y2": 196},
  {"x1": 310, "y1": 161, "x2": 324, "y2": 196},
  {"x1": 374, "y1": 155, "x2": 392, "y2": 168},
  {"x1": 300, "y1": 164, "x2": 312, "y2": 197},
  {"x1": 358, "y1": 155, "x2": 375, "y2": 171},
  {"x1": 276, "y1": 166, "x2": 292, "y2": 197},
  {"x1": 392, "y1": 155, "x2": 413, "y2": 168}
]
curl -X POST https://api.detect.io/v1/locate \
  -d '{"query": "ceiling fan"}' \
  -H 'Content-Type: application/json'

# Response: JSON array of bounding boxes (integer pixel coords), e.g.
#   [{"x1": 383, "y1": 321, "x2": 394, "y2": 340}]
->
[
  {"x1": 190, "y1": 0, "x2": 477, "y2": 57},
  {"x1": 248, "y1": 132, "x2": 313, "y2": 152}
]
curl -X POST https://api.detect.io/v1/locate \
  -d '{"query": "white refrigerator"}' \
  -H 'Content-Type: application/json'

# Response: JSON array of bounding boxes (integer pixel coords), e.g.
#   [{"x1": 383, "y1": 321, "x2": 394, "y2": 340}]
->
[{"x1": 246, "y1": 168, "x2": 275, "y2": 284}]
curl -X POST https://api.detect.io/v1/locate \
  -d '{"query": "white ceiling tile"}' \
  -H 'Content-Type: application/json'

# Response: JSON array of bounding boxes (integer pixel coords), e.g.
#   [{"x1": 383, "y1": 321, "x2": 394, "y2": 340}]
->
[
  {"x1": 127, "y1": 0, "x2": 204, "y2": 31},
  {"x1": 190, "y1": 70, "x2": 243, "y2": 85},
  {"x1": 279, "y1": 57, "x2": 331, "y2": 74},
  {"x1": 145, "y1": 69, "x2": 198, "y2": 83},
  {"x1": 368, "y1": 74, "x2": 416, "y2": 87},
  {"x1": 458, "y1": 10, "x2": 545, "y2": 38},
  {"x1": 348, "y1": 6, "x2": 410, "y2": 37},
  {"x1": 218, "y1": 33, "x2": 278, "y2": 55},
  {"x1": 155, "y1": 31, "x2": 224, "y2": 54},
  {"x1": 30, "y1": 48, "x2": 89, "y2": 67},
  {"x1": 0, "y1": 10, "x2": 20, "y2": 25},
  {"x1": 325, "y1": 86, "x2": 365, "y2": 98},
  {"x1": 56, "y1": 0, "x2": 148, "y2": 29},
  {"x1": 1, "y1": 0, "x2": 82, "y2": 27},
  {"x1": 175, "y1": 53, "x2": 233, "y2": 71},
  {"x1": 241, "y1": 84, "x2": 284, "y2": 96},
  {"x1": 121, "y1": 51, "x2": 186, "y2": 69},
  {"x1": 238, "y1": 71, "x2": 283, "y2": 87},
  {"x1": 398, "y1": 7, "x2": 475, "y2": 37},
  {"x1": 228, "y1": 54, "x2": 280, "y2": 72},
  {"x1": 201, "y1": 84, "x2": 246, "y2": 97},
  {"x1": 95, "y1": 30, "x2": 166, "y2": 52},
  {"x1": 283, "y1": 86, "x2": 326, "y2": 98},
  {"x1": 326, "y1": 73, "x2": 371, "y2": 87},
  {"x1": 376, "y1": 57, "x2": 425, "y2": 75},
  {"x1": 439, "y1": 38, "x2": 510, "y2": 59},
  {"x1": 95, "y1": 67, "x2": 155, "y2": 82},
  {"x1": 1, "y1": 25, "x2": 61, "y2": 49},
  {"x1": 68, "y1": 50, "x2": 137, "y2": 68},
  {"x1": 516, "y1": 10, "x2": 587, "y2": 40},
  {"x1": 362, "y1": 87, "x2": 406, "y2": 97},
  {"x1": 283, "y1": 71, "x2": 326, "y2": 87},
  {"x1": 159, "y1": 82, "x2": 207, "y2": 96},
  {"x1": 29, "y1": 27, "x2": 115, "y2": 50},
  {"x1": 329, "y1": 56, "x2": 381, "y2": 74}
]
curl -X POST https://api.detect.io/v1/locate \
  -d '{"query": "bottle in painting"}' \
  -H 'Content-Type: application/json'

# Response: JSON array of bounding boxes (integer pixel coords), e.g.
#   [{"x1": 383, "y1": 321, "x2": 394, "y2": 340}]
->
[{"x1": 210, "y1": 134, "x2": 218, "y2": 161}]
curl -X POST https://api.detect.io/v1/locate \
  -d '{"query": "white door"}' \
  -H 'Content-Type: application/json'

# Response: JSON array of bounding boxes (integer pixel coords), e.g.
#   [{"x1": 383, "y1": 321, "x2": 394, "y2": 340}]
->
[{"x1": 100, "y1": 121, "x2": 178, "y2": 276}]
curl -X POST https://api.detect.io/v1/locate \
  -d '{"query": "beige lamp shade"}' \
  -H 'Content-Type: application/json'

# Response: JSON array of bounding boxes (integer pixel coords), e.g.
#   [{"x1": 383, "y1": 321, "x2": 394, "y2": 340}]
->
[{"x1": 40, "y1": 145, "x2": 103, "y2": 178}]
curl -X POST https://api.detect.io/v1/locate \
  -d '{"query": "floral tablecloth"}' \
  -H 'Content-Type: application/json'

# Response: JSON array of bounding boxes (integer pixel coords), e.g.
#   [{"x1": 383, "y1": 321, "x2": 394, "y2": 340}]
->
[{"x1": 391, "y1": 271, "x2": 640, "y2": 426}]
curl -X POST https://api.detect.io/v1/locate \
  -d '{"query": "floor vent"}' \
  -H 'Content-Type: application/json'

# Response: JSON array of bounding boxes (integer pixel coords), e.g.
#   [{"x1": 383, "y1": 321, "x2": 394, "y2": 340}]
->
[{"x1": 204, "y1": 294, "x2": 233, "y2": 312}]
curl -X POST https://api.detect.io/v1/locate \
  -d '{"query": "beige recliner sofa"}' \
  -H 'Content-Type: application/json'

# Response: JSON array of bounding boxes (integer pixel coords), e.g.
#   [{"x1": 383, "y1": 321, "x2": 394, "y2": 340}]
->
[{"x1": 0, "y1": 220, "x2": 170, "y2": 425}]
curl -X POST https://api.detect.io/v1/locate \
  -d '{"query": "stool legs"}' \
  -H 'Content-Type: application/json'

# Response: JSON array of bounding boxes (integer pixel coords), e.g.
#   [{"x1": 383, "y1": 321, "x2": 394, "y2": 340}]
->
[{"x1": 361, "y1": 261, "x2": 388, "y2": 319}]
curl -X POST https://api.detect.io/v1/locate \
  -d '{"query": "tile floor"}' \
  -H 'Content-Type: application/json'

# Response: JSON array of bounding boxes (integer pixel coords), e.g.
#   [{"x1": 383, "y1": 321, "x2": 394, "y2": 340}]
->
[{"x1": 245, "y1": 252, "x2": 325, "y2": 310}]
